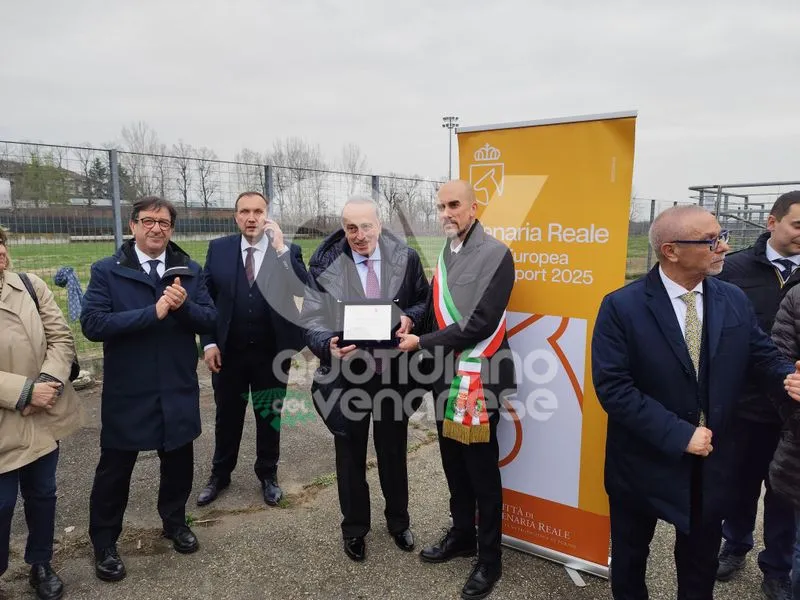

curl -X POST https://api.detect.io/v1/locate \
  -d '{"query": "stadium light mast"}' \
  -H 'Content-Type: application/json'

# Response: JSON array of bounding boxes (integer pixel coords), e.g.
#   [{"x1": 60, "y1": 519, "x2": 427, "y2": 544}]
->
[{"x1": 442, "y1": 116, "x2": 459, "y2": 179}]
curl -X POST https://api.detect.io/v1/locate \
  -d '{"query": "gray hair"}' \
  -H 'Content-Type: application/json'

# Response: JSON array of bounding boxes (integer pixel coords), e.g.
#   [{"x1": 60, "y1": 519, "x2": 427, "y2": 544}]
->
[
  {"x1": 649, "y1": 205, "x2": 713, "y2": 261},
  {"x1": 341, "y1": 195, "x2": 380, "y2": 223}
]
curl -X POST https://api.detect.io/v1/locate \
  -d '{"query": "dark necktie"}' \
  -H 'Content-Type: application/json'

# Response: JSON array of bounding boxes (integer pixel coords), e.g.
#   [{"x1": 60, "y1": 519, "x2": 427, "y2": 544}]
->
[
  {"x1": 775, "y1": 258, "x2": 795, "y2": 284},
  {"x1": 147, "y1": 259, "x2": 161, "y2": 285},
  {"x1": 245, "y1": 247, "x2": 255, "y2": 286},
  {"x1": 365, "y1": 259, "x2": 381, "y2": 298}
]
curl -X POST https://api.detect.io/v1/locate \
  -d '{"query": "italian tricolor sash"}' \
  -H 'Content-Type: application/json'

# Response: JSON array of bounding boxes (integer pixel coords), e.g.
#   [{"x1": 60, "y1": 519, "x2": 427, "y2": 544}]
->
[{"x1": 433, "y1": 246, "x2": 506, "y2": 444}]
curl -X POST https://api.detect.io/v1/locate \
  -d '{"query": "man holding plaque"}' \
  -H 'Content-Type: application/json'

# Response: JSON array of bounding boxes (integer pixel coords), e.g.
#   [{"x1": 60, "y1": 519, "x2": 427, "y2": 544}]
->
[
  {"x1": 398, "y1": 180, "x2": 516, "y2": 600},
  {"x1": 301, "y1": 196, "x2": 429, "y2": 562}
]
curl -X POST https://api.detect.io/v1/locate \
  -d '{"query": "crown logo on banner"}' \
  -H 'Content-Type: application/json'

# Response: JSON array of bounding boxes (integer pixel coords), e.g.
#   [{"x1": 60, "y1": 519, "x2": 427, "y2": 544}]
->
[
  {"x1": 474, "y1": 143, "x2": 501, "y2": 162},
  {"x1": 469, "y1": 143, "x2": 505, "y2": 205}
]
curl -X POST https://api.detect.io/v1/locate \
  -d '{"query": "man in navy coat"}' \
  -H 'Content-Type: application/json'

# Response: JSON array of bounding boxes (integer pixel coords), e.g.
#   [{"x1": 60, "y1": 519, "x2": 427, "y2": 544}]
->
[
  {"x1": 81, "y1": 197, "x2": 216, "y2": 583},
  {"x1": 196, "y1": 191, "x2": 308, "y2": 508},
  {"x1": 592, "y1": 205, "x2": 800, "y2": 600}
]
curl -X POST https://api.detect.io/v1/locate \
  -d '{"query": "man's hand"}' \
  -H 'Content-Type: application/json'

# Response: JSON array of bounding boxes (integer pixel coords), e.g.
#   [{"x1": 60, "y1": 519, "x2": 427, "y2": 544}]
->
[
  {"x1": 685, "y1": 426, "x2": 713, "y2": 456},
  {"x1": 264, "y1": 219, "x2": 285, "y2": 251},
  {"x1": 204, "y1": 347, "x2": 222, "y2": 373},
  {"x1": 397, "y1": 332, "x2": 419, "y2": 353},
  {"x1": 329, "y1": 336, "x2": 357, "y2": 360},
  {"x1": 155, "y1": 295, "x2": 172, "y2": 320},
  {"x1": 163, "y1": 277, "x2": 187, "y2": 310},
  {"x1": 30, "y1": 381, "x2": 62, "y2": 410},
  {"x1": 784, "y1": 361, "x2": 800, "y2": 401},
  {"x1": 397, "y1": 316, "x2": 413, "y2": 336}
]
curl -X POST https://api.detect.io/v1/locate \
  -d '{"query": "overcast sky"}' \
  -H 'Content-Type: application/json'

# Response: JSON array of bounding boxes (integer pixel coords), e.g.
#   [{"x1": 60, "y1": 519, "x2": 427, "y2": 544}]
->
[{"x1": 1, "y1": 0, "x2": 798, "y2": 204}]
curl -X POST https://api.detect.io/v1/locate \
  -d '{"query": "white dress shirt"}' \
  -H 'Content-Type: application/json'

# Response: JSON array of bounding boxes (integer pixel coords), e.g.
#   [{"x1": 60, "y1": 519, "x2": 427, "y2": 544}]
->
[
  {"x1": 659, "y1": 266, "x2": 704, "y2": 337},
  {"x1": 134, "y1": 246, "x2": 166, "y2": 278},
  {"x1": 241, "y1": 234, "x2": 270, "y2": 277},
  {"x1": 352, "y1": 245, "x2": 382, "y2": 295},
  {"x1": 765, "y1": 239, "x2": 800, "y2": 279}
]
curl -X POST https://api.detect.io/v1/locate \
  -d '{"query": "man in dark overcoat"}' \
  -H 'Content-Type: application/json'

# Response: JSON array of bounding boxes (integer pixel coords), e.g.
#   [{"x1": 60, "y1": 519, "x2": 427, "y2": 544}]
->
[{"x1": 81, "y1": 196, "x2": 216, "y2": 583}]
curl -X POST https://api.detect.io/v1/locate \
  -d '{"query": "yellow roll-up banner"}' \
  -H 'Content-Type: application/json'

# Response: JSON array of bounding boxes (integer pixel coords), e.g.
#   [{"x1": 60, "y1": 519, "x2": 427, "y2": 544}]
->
[{"x1": 458, "y1": 111, "x2": 637, "y2": 576}]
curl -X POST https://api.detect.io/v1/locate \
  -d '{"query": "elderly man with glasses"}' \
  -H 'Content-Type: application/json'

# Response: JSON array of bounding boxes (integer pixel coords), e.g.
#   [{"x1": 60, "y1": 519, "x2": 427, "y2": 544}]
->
[
  {"x1": 80, "y1": 196, "x2": 216, "y2": 584},
  {"x1": 592, "y1": 205, "x2": 800, "y2": 600}
]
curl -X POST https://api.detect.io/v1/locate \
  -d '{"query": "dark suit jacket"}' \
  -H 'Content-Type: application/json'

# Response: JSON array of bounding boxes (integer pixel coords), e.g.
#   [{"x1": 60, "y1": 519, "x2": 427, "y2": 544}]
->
[
  {"x1": 301, "y1": 229, "x2": 429, "y2": 436},
  {"x1": 200, "y1": 234, "x2": 308, "y2": 357},
  {"x1": 592, "y1": 265, "x2": 794, "y2": 533},
  {"x1": 419, "y1": 221, "x2": 516, "y2": 410},
  {"x1": 81, "y1": 240, "x2": 216, "y2": 451}
]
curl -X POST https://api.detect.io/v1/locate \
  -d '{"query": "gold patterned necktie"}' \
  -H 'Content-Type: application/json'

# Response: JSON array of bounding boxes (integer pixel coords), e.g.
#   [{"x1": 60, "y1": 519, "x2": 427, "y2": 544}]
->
[{"x1": 680, "y1": 290, "x2": 705, "y2": 425}]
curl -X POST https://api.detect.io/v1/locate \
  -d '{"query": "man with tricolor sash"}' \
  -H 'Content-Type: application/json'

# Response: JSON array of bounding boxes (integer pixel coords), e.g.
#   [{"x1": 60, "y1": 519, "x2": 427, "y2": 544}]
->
[{"x1": 399, "y1": 180, "x2": 516, "y2": 600}]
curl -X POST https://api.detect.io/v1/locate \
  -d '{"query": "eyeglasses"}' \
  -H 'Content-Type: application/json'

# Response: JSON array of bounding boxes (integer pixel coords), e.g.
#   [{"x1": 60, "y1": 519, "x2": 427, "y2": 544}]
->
[
  {"x1": 135, "y1": 217, "x2": 173, "y2": 230},
  {"x1": 670, "y1": 230, "x2": 730, "y2": 251}
]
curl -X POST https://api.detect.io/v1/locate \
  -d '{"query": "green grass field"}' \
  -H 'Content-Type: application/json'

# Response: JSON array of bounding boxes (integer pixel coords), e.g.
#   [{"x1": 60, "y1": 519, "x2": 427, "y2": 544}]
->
[{"x1": 7, "y1": 234, "x2": 652, "y2": 358}]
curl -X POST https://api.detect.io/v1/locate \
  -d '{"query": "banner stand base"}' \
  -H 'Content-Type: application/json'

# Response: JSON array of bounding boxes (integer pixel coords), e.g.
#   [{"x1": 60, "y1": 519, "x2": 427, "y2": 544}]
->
[
  {"x1": 501, "y1": 535, "x2": 610, "y2": 580},
  {"x1": 564, "y1": 567, "x2": 587, "y2": 587}
]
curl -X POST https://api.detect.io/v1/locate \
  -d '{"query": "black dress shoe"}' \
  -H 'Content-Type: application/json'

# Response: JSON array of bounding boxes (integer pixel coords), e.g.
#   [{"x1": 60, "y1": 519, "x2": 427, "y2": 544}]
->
[
  {"x1": 392, "y1": 529, "x2": 415, "y2": 552},
  {"x1": 94, "y1": 546, "x2": 126, "y2": 582},
  {"x1": 197, "y1": 476, "x2": 229, "y2": 507},
  {"x1": 29, "y1": 564, "x2": 63, "y2": 600},
  {"x1": 461, "y1": 562, "x2": 502, "y2": 600},
  {"x1": 343, "y1": 537, "x2": 366, "y2": 562},
  {"x1": 419, "y1": 528, "x2": 476, "y2": 563},
  {"x1": 163, "y1": 525, "x2": 199, "y2": 554},
  {"x1": 261, "y1": 477, "x2": 283, "y2": 506}
]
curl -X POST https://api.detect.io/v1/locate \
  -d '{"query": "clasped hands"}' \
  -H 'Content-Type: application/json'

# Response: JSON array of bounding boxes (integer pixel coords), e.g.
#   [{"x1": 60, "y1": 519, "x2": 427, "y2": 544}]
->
[{"x1": 156, "y1": 277, "x2": 187, "y2": 320}]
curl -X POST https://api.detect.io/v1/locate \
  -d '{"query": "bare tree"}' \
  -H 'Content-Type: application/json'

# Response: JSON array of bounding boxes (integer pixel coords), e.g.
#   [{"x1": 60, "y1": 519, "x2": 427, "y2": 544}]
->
[
  {"x1": 152, "y1": 143, "x2": 170, "y2": 199},
  {"x1": 195, "y1": 147, "x2": 218, "y2": 209},
  {"x1": 120, "y1": 121, "x2": 161, "y2": 197},
  {"x1": 234, "y1": 148, "x2": 265, "y2": 193},
  {"x1": 172, "y1": 141, "x2": 194, "y2": 209},
  {"x1": 380, "y1": 174, "x2": 420, "y2": 237},
  {"x1": 267, "y1": 137, "x2": 325, "y2": 222},
  {"x1": 337, "y1": 143, "x2": 368, "y2": 195},
  {"x1": 74, "y1": 145, "x2": 95, "y2": 206}
]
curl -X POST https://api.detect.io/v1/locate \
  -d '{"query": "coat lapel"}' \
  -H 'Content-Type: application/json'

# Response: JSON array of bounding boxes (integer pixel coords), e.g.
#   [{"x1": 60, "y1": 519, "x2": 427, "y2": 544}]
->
[
  {"x1": 227, "y1": 235, "x2": 243, "y2": 297},
  {"x1": 382, "y1": 237, "x2": 408, "y2": 301},
  {"x1": 644, "y1": 267, "x2": 694, "y2": 374},
  {"x1": 703, "y1": 277, "x2": 725, "y2": 362}
]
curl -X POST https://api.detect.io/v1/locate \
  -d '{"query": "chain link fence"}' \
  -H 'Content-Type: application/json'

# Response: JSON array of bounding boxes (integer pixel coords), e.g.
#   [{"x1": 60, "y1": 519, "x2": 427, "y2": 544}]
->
[
  {"x1": 5, "y1": 140, "x2": 793, "y2": 360},
  {"x1": 689, "y1": 181, "x2": 800, "y2": 251},
  {"x1": 0, "y1": 141, "x2": 446, "y2": 359}
]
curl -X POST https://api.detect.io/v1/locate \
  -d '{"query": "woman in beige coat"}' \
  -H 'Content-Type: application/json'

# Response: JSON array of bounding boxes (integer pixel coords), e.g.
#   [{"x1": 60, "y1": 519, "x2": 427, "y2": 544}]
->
[{"x1": 0, "y1": 228, "x2": 82, "y2": 600}]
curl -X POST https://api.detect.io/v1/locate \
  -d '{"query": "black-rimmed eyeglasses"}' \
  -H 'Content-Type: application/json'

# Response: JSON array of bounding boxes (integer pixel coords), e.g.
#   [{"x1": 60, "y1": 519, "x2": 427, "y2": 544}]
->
[
  {"x1": 135, "y1": 218, "x2": 174, "y2": 230},
  {"x1": 670, "y1": 230, "x2": 730, "y2": 251}
]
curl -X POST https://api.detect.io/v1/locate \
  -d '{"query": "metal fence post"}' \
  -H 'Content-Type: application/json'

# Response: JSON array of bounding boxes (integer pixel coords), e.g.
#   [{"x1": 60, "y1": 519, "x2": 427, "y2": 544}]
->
[
  {"x1": 109, "y1": 149, "x2": 123, "y2": 248},
  {"x1": 645, "y1": 199, "x2": 656, "y2": 271},
  {"x1": 371, "y1": 175, "x2": 380, "y2": 201},
  {"x1": 264, "y1": 165, "x2": 273, "y2": 204}
]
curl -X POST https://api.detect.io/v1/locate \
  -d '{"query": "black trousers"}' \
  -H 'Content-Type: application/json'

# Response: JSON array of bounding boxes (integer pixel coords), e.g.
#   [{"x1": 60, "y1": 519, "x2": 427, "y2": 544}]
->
[
  {"x1": 609, "y1": 458, "x2": 721, "y2": 600},
  {"x1": 211, "y1": 349, "x2": 285, "y2": 483},
  {"x1": 89, "y1": 442, "x2": 193, "y2": 551},
  {"x1": 335, "y1": 375, "x2": 410, "y2": 538},
  {"x1": 437, "y1": 412, "x2": 502, "y2": 566},
  {"x1": 721, "y1": 417, "x2": 794, "y2": 578}
]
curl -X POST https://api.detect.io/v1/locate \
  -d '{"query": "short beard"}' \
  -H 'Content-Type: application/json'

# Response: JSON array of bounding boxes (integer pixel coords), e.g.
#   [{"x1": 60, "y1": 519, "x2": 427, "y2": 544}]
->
[{"x1": 445, "y1": 219, "x2": 474, "y2": 239}]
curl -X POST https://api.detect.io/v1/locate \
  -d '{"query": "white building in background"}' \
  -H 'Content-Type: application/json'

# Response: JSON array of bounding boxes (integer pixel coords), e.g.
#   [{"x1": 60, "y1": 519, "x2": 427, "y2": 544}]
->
[{"x1": 0, "y1": 178, "x2": 10, "y2": 208}]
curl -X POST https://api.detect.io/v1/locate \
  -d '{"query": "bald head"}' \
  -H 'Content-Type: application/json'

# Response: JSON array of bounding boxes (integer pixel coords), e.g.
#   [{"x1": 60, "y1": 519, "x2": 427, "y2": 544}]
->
[
  {"x1": 438, "y1": 179, "x2": 476, "y2": 204},
  {"x1": 649, "y1": 205, "x2": 717, "y2": 261},
  {"x1": 437, "y1": 179, "x2": 478, "y2": 239}
]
